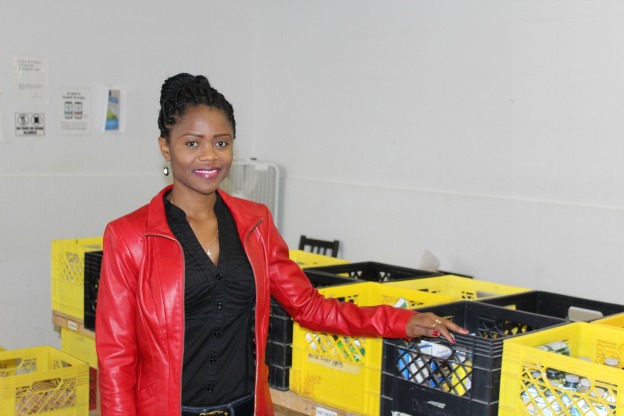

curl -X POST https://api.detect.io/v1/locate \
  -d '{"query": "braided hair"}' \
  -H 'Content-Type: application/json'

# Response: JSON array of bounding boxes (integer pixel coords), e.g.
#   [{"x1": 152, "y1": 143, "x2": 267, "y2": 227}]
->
[{"x1": 157, "y1": 73, "x2": 236, "y2": 140}]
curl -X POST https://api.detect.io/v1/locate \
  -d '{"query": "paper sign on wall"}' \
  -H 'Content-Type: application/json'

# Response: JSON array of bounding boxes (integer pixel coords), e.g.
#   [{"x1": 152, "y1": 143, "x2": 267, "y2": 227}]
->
[
  {"x1": 105, "y1": 88, "x2": 125, "y2": 132},
  {"x1": 15, "y1": 113, "x2": 45, "y2": 136},
  {"x1": 13, "y1": 57, "x2": 49, "y2": 104},
  {"x1": 58, "y1": 88, "x2": 91, "y2": 135}
]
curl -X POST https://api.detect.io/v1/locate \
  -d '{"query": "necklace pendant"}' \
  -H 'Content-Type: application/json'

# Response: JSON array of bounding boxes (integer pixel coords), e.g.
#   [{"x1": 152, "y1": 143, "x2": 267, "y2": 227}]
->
[{"x1": 206, "y1": 248, "x2": 212, "y2": 257}]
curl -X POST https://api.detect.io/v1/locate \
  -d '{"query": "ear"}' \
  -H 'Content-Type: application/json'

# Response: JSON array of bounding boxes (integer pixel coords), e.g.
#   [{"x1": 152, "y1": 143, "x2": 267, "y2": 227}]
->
[{"x1": 158, "y1": 136, "x2": 171, "y2": 160}]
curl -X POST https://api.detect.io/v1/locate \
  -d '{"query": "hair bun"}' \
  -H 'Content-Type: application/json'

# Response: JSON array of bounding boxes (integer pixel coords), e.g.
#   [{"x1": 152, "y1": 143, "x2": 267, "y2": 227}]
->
[
  {"x1": 160, "y1": 73, "x2": 211, "y2": 105},
  {"x1": 157, "y1": 73, "x2": 235, "y2": 139}
]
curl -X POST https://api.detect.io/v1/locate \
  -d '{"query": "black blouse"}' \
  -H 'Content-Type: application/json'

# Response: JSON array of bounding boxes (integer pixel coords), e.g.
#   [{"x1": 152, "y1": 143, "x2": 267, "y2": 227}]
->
[{"x1": 164, "y1": 192, "x2": 256, "y2": 406}]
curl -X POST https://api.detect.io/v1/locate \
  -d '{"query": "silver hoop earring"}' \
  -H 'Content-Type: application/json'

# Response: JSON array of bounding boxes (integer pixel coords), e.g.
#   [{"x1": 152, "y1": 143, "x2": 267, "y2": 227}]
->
[{"x1": 163, "y1": 166, "x2": 169, "y2": 176}]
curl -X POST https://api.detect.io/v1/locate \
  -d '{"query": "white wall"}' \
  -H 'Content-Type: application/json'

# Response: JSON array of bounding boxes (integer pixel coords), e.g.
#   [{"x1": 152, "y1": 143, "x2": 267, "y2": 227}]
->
[
  {"x1": 2, "y1": 0, "x2": 624, "y2": 349},
  {"x1": 252, "y1": 1, "x2": 624, "y2": 301},
  {"x1": 0, "y1": 0, "x2": 258, "y2": 349}
]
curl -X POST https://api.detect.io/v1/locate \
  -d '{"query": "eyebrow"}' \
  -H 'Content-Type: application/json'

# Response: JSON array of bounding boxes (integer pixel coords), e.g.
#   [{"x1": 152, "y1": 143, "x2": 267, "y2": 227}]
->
[
  {"x1": 213, "y1": 133, "x2": 233, "y2": 139},
  {"x1": 181, "y1": 132, "x2": 232, "y2": 139}
]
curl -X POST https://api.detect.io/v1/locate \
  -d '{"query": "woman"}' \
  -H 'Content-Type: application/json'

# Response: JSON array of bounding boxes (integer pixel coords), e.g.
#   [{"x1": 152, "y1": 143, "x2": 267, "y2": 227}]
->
[{"x1": 95, "y1": 73, "x2": 467, "y2": 416}]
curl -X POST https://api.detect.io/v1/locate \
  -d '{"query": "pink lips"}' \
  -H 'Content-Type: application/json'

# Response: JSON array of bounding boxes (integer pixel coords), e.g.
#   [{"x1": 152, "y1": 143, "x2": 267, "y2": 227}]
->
[{"x1": 193, "y1": 168, "x2": 221, "y2": 179}]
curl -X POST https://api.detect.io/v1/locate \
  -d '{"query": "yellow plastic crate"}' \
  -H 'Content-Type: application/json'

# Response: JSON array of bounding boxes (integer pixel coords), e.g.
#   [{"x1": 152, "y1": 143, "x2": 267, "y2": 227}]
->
[
  {"x1": 60, "y1": 328, "x2": 97, "y2": 370},
  {"x1": 384, "y1": 274, "x2": 533, "y2": 300},
  {"x1": 289, "y1": 249, "x2": 350, "y2": 269},
  {"x1": 591, "y1": 311, "x2": 624, "y2": 330},
  {"x1": 50, "y1": 237, "x2": 103, "y2": 319},
  {"x1": 290, "y1": 281, "x2": 456, "y2": 416},
  {"x1": 499, "y1": 322, "x2": 624, "y2": 415},
  {"x1": 0, "y1": 346, "x2": 90, "y2": 416}
]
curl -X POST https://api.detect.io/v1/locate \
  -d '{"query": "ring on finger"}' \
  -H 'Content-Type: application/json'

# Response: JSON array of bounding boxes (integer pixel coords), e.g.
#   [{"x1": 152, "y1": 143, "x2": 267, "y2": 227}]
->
[{"x1": 432, "y1": 319, "x2": 442, "y2": 328}]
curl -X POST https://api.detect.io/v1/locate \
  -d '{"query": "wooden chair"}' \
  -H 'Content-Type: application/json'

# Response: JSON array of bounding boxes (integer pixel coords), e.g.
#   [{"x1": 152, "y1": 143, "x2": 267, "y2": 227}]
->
[{"x1": 298, "y1": 235, "x2": 340, "y2": 257}]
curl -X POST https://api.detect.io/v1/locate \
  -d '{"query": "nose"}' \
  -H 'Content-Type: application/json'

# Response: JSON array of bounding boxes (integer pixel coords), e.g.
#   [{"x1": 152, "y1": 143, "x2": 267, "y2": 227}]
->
[{"x1": 198, "y1": 143, "x2": 217, "y2": 161}]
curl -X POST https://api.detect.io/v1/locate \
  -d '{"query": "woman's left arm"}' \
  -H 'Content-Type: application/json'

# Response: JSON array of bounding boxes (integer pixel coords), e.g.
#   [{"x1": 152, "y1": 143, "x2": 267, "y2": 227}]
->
[{"x1": 262, "y1": 215, "x2": 466, "y2": 340}]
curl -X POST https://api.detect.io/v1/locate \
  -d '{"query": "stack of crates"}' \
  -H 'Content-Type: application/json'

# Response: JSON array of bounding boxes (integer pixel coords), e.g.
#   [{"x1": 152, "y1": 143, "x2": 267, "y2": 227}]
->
[
  {"x1": 380, "y1": 301, "x2": 567, "y2": 415},
  {"x1": 51, "y1": 237, "x2": 103, "y2": 321},
  {"x1": 267, "y1": 250, "x2": 352, "y2": 390},
  {"x1": 289, "y1": 281, "x2": 457, "y2": 416},
  {"x1": 499, "y1": 321, "x2": 624, "y2": 415},
  {"x1": 50, "y1": 237, "x2": 102, "y2": 413},
  {"x1": 0, "y1": 346, "x2": 90, "y2": 416}
]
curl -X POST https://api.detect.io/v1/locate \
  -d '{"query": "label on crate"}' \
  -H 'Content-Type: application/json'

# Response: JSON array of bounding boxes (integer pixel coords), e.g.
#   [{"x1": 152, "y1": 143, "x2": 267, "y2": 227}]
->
[
  {"x1": 67, "y1": 320, "x2": 78, "y2": 331},
  {"x1": 316, "y1": 407, "x2": 338, "y2": 416},
  {"x1": 306, "y1": 353, "x2": 361, "y2": 374}
]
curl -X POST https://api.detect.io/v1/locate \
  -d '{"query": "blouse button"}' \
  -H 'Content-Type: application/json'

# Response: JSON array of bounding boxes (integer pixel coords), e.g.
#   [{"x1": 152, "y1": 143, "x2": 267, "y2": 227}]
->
[
  {"x1": 210, "y1": 357, "x2": 216, "y2": 365},
  {"x1": 216, "y1": 302, "x2": 223, "y2": 309},
  {"x1": 214, "y1": 330, "x2": 222, "y2": 338},
  {"x1": 207, "y1": 385, "x2": 214, "y2": 393},
  {"x1": 215, "y1": 274, "x2": 222, "y2": 280}
]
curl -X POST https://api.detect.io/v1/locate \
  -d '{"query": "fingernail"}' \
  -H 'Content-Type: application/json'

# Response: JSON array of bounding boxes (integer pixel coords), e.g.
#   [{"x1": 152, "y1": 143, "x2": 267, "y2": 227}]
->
[
  {"x1": 450, "y1": 334, "x2": 456, "y2": 344},
  {"x1": 432, "y1": 331, "x2": 440, "y2": 337}
]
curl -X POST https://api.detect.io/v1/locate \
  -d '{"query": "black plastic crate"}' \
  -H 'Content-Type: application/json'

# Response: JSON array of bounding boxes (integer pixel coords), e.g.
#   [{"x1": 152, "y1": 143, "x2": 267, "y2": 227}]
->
[
  {"x1": 268, "y1": 364, "x2": 290, "y2": 391},
  {"x1": 380, "y1": 301, "x2": 567, "y2": 415},
  {"x1": 264, "y1": 340, "x2": 292, "y2": 368},
  {"x1": 267, "y1": 314, "x2": 293, "y2": 344},
  {"x1": 304, "y1": 262, "x2": 442, "y2": 283},
  {"x1": 83, "y1": 250, "x2": 103, "y2": 331},
  {"x1": 477, "y1": 290, "x2": 624, "y2": 321}
]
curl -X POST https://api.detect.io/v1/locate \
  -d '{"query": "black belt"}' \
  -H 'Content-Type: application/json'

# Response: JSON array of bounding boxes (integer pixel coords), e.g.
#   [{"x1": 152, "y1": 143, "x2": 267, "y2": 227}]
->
[{"x1": 181, "y1": 394, "x2": 254, "y2": 416}]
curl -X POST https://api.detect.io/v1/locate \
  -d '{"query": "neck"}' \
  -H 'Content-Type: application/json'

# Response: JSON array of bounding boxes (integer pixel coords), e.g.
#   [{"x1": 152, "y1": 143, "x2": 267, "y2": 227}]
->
[{"x1": 168, "y1": 188, "x2": 218, "y2": 219}]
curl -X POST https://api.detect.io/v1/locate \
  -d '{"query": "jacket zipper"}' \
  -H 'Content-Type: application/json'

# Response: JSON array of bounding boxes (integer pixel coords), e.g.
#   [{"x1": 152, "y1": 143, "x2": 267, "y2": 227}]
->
[
  {"x1": 145, "y1": 231, "x2": 186, "y2": 413},
  {"x1": 240, "y1": 218, "x2": 264, "y2": 415}
]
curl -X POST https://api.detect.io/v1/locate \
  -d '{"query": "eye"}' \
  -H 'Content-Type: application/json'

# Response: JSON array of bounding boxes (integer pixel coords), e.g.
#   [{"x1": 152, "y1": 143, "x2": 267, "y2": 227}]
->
[
  {"x1": 185, "y1": 140, "x2": 198, "y2": 147},
  {"x1": 216, "y1": 140, "x2": 230, "y2": 148}
]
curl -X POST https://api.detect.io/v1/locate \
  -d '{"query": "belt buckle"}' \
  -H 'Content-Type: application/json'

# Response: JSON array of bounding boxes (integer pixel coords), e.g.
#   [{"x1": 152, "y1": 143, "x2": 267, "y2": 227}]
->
[{"x1": 199, "y1": 411, "x2": 229, "y2": 416}]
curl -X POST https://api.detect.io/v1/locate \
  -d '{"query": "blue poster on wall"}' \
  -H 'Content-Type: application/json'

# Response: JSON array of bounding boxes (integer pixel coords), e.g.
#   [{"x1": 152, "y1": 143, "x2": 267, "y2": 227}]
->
[{"x1": 105, "y1": 88, "x2": 121, "y2": 131}]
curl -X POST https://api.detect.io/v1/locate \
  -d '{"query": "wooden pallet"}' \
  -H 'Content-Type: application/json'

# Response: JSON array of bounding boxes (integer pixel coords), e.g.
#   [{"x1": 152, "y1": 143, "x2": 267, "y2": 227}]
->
[{"x1": 52, "y1": 311, "x2": 95, "y2": 338}]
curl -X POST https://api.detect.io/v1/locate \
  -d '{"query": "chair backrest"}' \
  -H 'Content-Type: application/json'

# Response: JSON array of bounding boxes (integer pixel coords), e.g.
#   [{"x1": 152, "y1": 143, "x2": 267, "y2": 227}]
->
[{"x1": 298, "y1": 235, "x2": 340, "y2": 257}]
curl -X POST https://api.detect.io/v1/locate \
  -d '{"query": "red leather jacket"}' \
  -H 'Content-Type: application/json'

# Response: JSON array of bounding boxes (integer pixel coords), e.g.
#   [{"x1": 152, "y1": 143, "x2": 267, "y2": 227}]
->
[{"x1": 95, "y1": 185, "x2": 415, "y2": 416}]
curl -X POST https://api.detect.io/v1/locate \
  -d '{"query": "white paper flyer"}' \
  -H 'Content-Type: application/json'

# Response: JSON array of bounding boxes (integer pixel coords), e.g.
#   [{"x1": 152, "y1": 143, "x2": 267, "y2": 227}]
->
[{"x1": 58, "y1": 88, "x2": 91, "y2": 135}]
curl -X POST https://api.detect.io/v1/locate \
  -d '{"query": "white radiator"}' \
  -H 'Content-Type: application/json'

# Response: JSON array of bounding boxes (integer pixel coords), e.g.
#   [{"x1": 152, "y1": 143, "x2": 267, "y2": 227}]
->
[{"x1": 220, "y1": 158, "x2": 280, "y2": 223}]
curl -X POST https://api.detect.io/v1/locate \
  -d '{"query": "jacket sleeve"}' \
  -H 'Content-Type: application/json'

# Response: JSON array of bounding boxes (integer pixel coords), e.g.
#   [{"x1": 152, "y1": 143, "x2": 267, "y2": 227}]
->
[
  {"x1": 263, "y1": 213, "x2": 415, "y2": 339},
  {"x1": 95, "y1": 220, "x2": 140, "y2": 416}
]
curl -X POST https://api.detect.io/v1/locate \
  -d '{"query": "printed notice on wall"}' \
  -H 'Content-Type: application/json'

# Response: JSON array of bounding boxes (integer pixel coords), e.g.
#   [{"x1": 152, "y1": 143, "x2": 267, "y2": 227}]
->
[
  {"x1": 58, "y1": 88, "x2": 91, "y2": 135},
  {"x1": 104, "y1": 88, "x2": 125, "y2": 132},
  {"x1": 15, "y1": 112, "x2": 45, "y2": 136},
  {"x1": 13, "y1": 57, "x2": 50, "y2": 104}
]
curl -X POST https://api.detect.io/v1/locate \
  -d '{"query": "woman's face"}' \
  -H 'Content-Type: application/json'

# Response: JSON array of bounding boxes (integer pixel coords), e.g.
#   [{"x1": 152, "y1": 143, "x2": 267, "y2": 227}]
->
[{"x1": 159, "y1": 105, "x2": 234, "y2": 199}]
